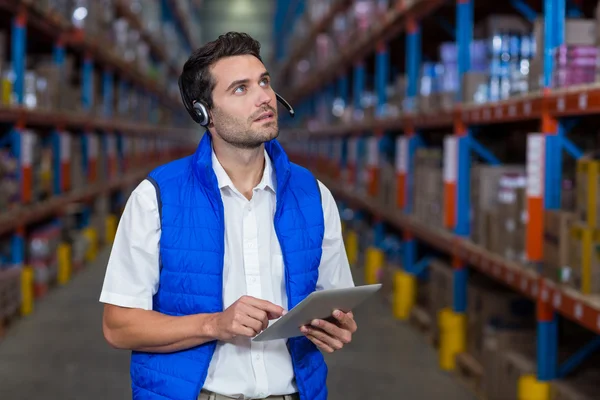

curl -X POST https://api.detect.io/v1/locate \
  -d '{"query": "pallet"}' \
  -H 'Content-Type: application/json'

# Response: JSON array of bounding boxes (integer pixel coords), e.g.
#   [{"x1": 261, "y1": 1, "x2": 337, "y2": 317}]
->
[
  {"x1": 409, "y1": 305, "x2": 435, "y2": 347},
  {"x1": 453, "y1": 352, "x2": 486, "y2": 400}
]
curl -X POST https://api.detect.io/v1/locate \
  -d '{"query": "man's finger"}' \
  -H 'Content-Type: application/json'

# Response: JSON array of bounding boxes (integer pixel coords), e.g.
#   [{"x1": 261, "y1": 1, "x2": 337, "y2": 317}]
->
[
  {"x1": 243, "y1": 296, "x2": 285, "y2": 319},
  {"x1": 302, "y1": 325, "x2": 344, "y2": 350},
  {"x1": 310, "y1": 318, "x2": 351, "y2": 344},
  {"x1": 303, "y1": 331, "x2": 335, "y2": 353},
  {"x1": 332, "y1": 309, "x2": 357, "y2": 332}
]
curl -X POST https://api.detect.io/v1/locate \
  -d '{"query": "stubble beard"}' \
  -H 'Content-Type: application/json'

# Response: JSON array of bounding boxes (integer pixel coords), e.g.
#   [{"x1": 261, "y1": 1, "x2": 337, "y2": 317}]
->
[{"x1": 212, "y1": 107, "x2": 279, "y2": 150}]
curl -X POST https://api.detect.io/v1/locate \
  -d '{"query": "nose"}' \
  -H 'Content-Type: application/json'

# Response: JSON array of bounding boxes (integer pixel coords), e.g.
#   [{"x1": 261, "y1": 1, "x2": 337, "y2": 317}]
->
[{"x1": 255, "y1": 87, "x2": 273, "y2": 108}]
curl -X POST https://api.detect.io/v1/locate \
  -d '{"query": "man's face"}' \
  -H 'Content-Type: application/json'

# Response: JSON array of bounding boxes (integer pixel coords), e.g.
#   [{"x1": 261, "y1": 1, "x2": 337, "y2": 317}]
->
[{"x1": 209, "y1": 55, "x2": 278, "y2": 149}]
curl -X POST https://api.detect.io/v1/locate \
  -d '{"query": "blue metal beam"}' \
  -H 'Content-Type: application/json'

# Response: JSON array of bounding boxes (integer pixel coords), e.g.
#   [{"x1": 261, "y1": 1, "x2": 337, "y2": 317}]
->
[
  {"x1": 376, "y1": 44, "x2": 389, "y2": 118},
  {"x1": 558, "y1": 336, "x2": 600, "y2": 378},
  {"x1": 353, "y1": 63, "x2": 365, "y2": 112},
  {"x1": 538, "y1": 319, "x2": 559, "y2": 380},
  {"x1": 12, "y1": 15, "x2": 26, "y2": 105},
  {"x1": 405, "y1": 23, "x2": 421, "y2": 112},
  {"x1": 456, "y1": 0, "x2": 473, "y2": 102},
  {"x1": 469, "y1": 137, "x2": 501, "y2": 165},
  {"x1": 510, "y1": 0, "x2": 538, "y2": 23},
  {"x1": 544, "y1": 134, "x2": 561, "y2": 210},
  {"x1": 566, "y1": 0, "x2": 583, "y2": 17},
  {"x1": 456, "y1": 134, "x2": 471, "y2": 237},
  {"x1": 561, "y1": 136, "x2": 584, "y2": 160},
  {"x1": 410, "y1": 256, "x2": 433, "y2": 277}
]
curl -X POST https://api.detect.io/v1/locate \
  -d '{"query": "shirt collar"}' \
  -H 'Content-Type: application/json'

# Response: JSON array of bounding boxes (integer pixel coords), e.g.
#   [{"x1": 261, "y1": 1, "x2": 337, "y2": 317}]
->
[{"x1": 211, "y1": 148, "x2": 276, "y2": 193}]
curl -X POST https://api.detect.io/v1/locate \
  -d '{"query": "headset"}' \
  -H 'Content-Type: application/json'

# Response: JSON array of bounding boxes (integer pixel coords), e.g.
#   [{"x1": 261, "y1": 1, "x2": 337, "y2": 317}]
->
[{"x1": 178, "y1": 75, "x2": 295, "y2": 127}]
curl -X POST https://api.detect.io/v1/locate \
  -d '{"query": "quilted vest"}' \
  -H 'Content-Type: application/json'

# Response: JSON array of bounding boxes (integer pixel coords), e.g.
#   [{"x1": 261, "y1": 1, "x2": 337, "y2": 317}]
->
[{"x1": 129, "y1": 133, "x2": 328, "y2": 400}]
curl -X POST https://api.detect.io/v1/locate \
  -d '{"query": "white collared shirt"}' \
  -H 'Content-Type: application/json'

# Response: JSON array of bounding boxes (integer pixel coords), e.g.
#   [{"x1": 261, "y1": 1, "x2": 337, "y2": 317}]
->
[{"x1": 99, "y1": 148, "x2": 354, "y2": 399}]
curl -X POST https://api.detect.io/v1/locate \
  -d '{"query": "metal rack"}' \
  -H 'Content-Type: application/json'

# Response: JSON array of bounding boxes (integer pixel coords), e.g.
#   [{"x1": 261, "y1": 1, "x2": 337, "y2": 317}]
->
[
  {"x1": 277, "y1": 0, "x2": 600, "y2": 394},
  {"x1": 0, "y1": 1, "x2": 198, "y2": 321}
]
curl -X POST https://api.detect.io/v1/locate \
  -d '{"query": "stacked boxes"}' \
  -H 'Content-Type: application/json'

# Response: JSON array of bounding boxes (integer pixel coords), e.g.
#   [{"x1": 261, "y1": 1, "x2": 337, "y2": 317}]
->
[
  {"x1": 470, "y1": 164, "x2": 526, "y2": 248},
  {"x1": 556, "y1": 157, "x2": 600, "y2": 295},
  {"x1": 27, "y1": 223, "x2": 61, "y2": 299},
  {"x1": 543, "y1": 210, "x2": 576, "y2": 282},
  {"x1": 472, "y1": 167, "x2": 527, "y2": 263},
  {"x1": 428, "y1": 260, "x2": 453, "y2": 342},
  {"x1": 413, "y1": 149, "x2": 443, "y2": 228},
  {"x1": 466, "y1": 276, "x2": 535, "y2": 364},
  {"x1": 481, "y1": 329, "x2": 536, "y2": 400},
  {"x1": 0, "y1": 148, "x2": 19, "y2": 210}
]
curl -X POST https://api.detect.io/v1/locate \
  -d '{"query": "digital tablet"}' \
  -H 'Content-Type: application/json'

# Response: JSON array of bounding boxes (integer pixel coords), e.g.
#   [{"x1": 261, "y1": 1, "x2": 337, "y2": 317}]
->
[{"x1": 252, "y1": 284, "x2": 382, "y2": 342}]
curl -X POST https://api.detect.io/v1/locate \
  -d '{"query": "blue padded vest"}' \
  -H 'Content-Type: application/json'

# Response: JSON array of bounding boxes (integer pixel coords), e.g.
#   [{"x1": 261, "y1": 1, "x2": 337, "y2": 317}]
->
[{"x1": 129, "y1": 133, "x2": 328, "y2": 400}]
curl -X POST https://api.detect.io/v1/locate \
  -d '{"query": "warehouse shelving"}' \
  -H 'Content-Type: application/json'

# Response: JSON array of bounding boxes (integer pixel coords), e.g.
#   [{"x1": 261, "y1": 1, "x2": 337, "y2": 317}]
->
[
  {"x1": 278, "y1": 0, "x2": 600, "y2": 397},
  {"x1": 0, "y1": 1, "x2": 198, "y2": 334},
  {"x1": 114, "y1": 0, "x2": 180, "y2": 78}
]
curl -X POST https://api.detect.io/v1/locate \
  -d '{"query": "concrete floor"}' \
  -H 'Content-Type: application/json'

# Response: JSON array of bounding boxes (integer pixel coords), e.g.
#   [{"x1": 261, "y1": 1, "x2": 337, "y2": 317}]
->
[{"x1": 0, "y1": 249, "x2": 475, "y2": 400}]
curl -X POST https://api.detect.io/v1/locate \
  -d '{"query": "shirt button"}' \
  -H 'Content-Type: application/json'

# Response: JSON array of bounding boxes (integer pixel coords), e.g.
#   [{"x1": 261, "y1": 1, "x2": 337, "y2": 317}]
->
[{"x1": 255, "y1": 354, "x2": 261, "y2": 361}]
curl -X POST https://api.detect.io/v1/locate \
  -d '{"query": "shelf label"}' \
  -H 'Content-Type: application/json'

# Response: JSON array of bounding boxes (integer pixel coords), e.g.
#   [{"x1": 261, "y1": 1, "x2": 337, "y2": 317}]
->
[
  {"x1": 524, "y1": 102, "x2": 532, "y2": 115},
  {"x1": 578, "y1": 93, "x2": 587, "y2": 110},
  {"x1": 507, "y1": 271, "x2": 514, "y2": 284},
  {"x1": 495, "y1": 106, "x2": 503, "y2": 119},
  {"x1": 541, "y1": 288, "x2": 549, "y2": 302},
  {"x1": 483, "y1": 108, "x2": 491, "y2": 120},
  {"x1": 575, "y1": 303, "x2": 583, "y2": 320},
  {"x1": 443, "y1": 136, "x2": 457, "y2": 183},
  {"x1": 494, "y1": 264, "x2": 501, "y2": 277},
  {"x1": 21, "y1": 130, "x2": 35, "y2": 167},
  {"x1": 509, "y1": 104, "x2": 517, "y2": 117},
  {"x1": 553, "y1": 292, "x2": 561, "y2": 308},
  {"x1": 396, "y1": 136, "x2": 408, "y2": 173},
  {"x1": 527, "y1": 134, "x2": 545, "y2": 197},
  {"x1": 521, "y1": 277, "x2": 528, "y2": 292},
  {"x1": 348, "y1": 138, "x2": 358, "y2": 164},
  {"x1": 60, "y1": 132, "x2": 71, "y2": 162},
  {"x1": 367, "y1": 137, "x2": 379, "y2": 167}
]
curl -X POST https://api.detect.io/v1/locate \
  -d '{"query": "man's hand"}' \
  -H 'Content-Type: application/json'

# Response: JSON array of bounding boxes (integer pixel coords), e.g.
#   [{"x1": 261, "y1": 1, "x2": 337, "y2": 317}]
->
[
  {"x1": 211, "y1": 296, "x2": 285, "y2": 341},
  {"x1": 300, "y1": 310, "x2": 357, "y2": 353}
]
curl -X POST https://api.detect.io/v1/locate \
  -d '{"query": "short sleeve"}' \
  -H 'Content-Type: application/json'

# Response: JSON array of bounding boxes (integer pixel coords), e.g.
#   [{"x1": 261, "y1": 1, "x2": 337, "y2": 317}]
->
[
  {"x1": 99, "y1": 179, "x2": 161, "y2": 310},
  {"x1": 315, "y1": 180, "x2": 355, "y2": 291}
]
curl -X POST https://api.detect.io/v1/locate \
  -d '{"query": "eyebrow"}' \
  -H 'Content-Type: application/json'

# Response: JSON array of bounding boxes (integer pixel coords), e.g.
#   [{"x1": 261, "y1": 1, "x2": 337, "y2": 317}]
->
[{"x1": 225, "y1": 72, "x2": 270, "y2": 92}]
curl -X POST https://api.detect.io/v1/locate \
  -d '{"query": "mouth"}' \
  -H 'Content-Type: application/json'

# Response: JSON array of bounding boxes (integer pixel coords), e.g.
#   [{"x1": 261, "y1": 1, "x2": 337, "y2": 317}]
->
[{"x1": 254, "y1": 111, "x2": 275, "y2": 123}]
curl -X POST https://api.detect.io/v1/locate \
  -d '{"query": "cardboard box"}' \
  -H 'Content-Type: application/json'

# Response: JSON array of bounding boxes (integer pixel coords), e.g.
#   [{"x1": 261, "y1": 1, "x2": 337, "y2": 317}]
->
[
  {"x1": 567, "y1": 224, "x2": 594, "y2": 293},
  {"x1": 551, "y1": 369, "x2": 600, "y2": 400},
  {"x1": 475, "y1": 15, "x2": 530, "y2": 39},
  {"x1": 428, "y1": 260, "x2": 453, "y2": 341},
  {"x1": 468, "y1": 278, "x2": 535, "y2": 364},
  {"x1": 543, "y1": 210, "x2": 576, "y2": 281},
  {"x1": 576, "y1": 159, "x2": 600, "y2": 228},
  {"x1": 462, "y1": 72, "x2": 489, "y2": 104},
  {"x1": 497, "y1": 350, "x2": 536, "y2": 400},
  {"x1": 482, "y1": 329, "x2": 536, "y2": 400},
  {"x1": 471, "y1": 164, "x2": 526, "y2": 248}
]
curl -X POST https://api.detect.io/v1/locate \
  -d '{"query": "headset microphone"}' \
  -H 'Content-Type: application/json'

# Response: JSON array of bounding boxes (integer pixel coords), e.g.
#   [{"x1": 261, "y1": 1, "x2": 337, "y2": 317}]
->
[{"x1": 276, "y1": 93, "x2": 295, "y2": 118}]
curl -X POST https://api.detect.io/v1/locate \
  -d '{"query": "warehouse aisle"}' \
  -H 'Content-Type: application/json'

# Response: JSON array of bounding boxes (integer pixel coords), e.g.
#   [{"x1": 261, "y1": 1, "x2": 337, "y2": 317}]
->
[{"x1": 0, "y1": 249, "x2": 474, "y2": 400}]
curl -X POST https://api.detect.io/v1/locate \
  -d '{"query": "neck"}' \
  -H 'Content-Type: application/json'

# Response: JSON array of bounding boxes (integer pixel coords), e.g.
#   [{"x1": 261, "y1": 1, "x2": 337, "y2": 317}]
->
[{"x1": 212, "y1": 138, "x2": 265, "y2": 200}]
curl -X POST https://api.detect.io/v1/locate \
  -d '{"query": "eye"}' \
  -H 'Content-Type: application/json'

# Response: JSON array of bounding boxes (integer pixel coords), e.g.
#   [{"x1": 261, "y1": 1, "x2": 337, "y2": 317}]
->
[
  {"x1": 260, "y1": 77, "x2": 270, "y2": 87},
  {"x1": 234, "y1": 85, "x2": 246, "y2": 94}
]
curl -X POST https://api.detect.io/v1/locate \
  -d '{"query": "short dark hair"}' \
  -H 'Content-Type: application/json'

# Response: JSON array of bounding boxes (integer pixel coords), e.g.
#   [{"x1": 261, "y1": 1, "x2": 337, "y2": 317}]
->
[{"x1": 179, "y1": 32, "x2": 263, "y2": 109}]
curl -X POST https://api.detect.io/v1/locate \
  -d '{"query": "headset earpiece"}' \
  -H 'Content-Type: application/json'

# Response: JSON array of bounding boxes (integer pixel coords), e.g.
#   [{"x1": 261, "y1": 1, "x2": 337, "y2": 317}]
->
[{"x1": 193, "y1": 101, "x2": 210, "y2": 127}]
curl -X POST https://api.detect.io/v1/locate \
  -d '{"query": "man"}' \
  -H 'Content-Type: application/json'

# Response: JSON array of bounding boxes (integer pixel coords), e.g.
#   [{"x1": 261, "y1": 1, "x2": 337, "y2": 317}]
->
[{"x1": 100, "y1": 32, "x2": 356, "y2": 400}]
